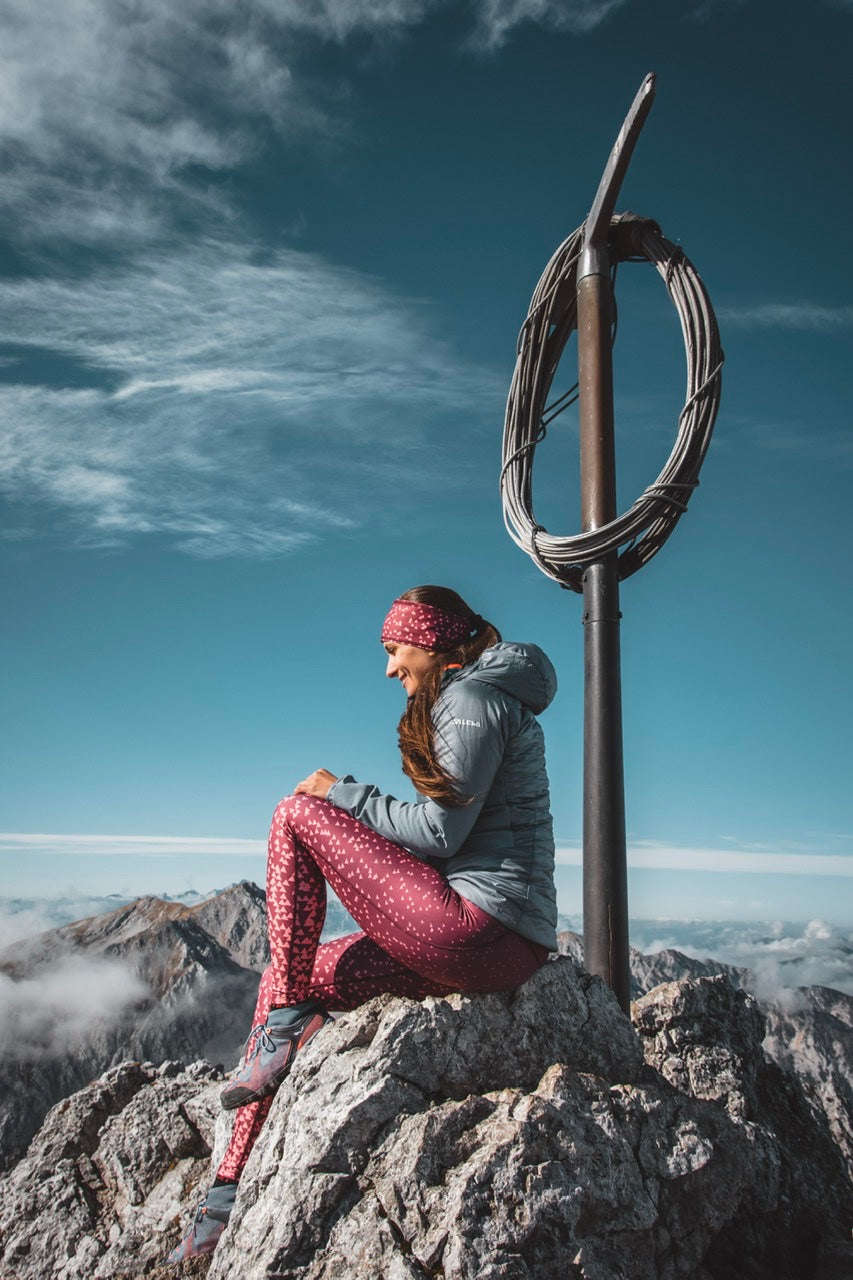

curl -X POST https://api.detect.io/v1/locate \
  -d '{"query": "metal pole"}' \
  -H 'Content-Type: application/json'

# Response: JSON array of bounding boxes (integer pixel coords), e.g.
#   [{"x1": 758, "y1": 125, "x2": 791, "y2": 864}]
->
[
  {"x1": 578, "y1": 283, "x2": 630, "y2": 1012},
  {"x1": 577, "y1": 74, "x2": 656, "y2": 1013}
]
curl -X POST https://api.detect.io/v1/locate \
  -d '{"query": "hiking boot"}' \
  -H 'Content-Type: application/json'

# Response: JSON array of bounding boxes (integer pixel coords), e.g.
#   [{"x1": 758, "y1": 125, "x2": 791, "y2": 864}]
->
[
  {"x1": 220, "y1": 1004, "x2": 330, "y2": 1111},
  {"x1": 165, "y1": 1182, "x2": 236, "y2": 1264}
]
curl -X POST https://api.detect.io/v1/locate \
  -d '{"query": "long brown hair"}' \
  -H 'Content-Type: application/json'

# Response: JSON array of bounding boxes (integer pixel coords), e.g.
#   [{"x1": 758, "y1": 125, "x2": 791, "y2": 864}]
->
[{"x1": 395, "y1": 586, "x2": 501, "y2": 807}]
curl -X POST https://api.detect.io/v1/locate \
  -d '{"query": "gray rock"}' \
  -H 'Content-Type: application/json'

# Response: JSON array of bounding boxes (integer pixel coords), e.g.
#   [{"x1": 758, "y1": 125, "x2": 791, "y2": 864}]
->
[
  {"x1": 208, "y1": 957, "x2": 643, "y2": 1280},
  {"x1": 204, "y1": 961, "x2": 851, "y2": 1280},
  {"x1": 762, "y1": 984, "x2": 853, "y2": 1169},
  {"x1": 0, "y1": 1059, "x2": 225, "y2": 1280},
  {"x1": 634, "y1": 975, "x2": 853, "y2": 1280},
  {"x1": 298, "y1": 1066, "x2": 769, "y2": 1280},
  {"x1": 633, "y1": 974, "x2": 765, "y2": 1120}
]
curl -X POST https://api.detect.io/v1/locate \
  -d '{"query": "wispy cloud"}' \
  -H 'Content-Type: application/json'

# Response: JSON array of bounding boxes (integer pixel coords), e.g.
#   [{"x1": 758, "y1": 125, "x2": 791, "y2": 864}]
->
[
  {"x1": 0, "y1": 2, "x2": 625, "y2": 556},
  {"x1": 629, "y1": 916, "x2": 853, "y2": 997},
  {"x1": 717, "y1": 302, "x2": 853, "y2": 331},
  {"x1": 685, "y1": 0, "x2": 747, "y2": 23},
  {"x1": 0, "y1": 239, "x2": 500, "y2": 555},
  {"x1": 0, "y1": 0, "x2": 436, "y2": 247},
  {"x1": 8, "y1": 833, "x2": 851, "y2": 877},
  {"x1": 469, "y1": 0, "x2": 628, "y2": 48},
  {"x1": 0, "y1": 1, "x2": 633, "y2": 247},
  {"x1": 555, "y1": 841, "x2": 853, "y2": 877},
  {"x1": 0, "y1": 833, "x2": 266, "y2": 858},
  {"x1": 716, "y1": 416, "x2": 853, "y2": 466}
]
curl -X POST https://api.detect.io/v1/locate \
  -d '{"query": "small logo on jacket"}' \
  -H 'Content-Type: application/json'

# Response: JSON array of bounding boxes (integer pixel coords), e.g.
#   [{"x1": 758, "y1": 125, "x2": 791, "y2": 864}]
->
[{"x1": 453, "y1": 717, "x2": 482, "y2": 728}]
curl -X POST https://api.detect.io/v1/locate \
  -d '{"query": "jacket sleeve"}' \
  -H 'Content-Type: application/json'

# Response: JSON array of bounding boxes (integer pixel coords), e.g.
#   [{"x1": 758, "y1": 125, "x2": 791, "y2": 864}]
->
[{"x1": 325, "y1": 681, "x2": 512, "y2": 859}]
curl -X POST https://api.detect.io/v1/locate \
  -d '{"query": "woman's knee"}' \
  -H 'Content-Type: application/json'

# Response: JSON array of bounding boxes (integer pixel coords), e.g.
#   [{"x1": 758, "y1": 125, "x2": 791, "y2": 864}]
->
[
  {"x1": 271, "y1": 795, "x2": 298, "y2": 827},
  {"x1": 270, "y1": 792, "x2": 328, "y2": 831}
]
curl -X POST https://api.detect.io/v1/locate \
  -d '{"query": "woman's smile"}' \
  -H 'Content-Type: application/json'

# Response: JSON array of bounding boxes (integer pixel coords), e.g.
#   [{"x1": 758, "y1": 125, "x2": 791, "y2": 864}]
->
[{"x1": 383, "y1": 641, "x2": 440, "y2": 697}]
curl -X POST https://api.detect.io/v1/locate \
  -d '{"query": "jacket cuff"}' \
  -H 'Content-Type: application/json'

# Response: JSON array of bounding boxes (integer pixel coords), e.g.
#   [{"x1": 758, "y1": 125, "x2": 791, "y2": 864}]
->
[{"x1": 325, "y1": 775, "x2": 362, "y2": 811}]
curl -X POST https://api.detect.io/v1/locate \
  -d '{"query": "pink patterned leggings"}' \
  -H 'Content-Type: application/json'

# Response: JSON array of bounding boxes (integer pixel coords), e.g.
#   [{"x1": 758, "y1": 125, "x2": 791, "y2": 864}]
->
[{"x1": 216, "y1": 794, "x2": 548, "y2": 1180}]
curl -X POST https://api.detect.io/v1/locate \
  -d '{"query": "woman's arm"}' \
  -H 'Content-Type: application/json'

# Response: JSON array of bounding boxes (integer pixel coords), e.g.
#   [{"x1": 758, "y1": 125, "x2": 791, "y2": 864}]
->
[{"x1": 325, "y1": 682, "x2": 514, "y2": 858}]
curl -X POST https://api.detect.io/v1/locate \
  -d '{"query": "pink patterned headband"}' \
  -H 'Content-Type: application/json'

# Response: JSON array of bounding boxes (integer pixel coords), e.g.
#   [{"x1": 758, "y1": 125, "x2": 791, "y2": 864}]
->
[{"x1": 381, "y1": 599, "x2": 475, "y2": 652}]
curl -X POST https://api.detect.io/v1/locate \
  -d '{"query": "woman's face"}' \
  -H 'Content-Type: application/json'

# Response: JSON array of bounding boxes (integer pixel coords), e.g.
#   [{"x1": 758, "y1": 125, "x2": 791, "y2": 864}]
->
[{"x1": 384, "y1": 641, "x2": 441, "y2": 698}]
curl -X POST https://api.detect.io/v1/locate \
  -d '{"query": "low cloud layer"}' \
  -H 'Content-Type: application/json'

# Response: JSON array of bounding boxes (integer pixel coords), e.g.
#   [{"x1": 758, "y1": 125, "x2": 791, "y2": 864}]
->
[
  {"x1": 4, "y1": 894, "x2": 851, "y2": 1007},
  {"x1": 631, "y1": 917, "x2": 853, "y2": 999},
  {"x1": 0, "y1": 953, "x2": 147, "y2": 1061}
]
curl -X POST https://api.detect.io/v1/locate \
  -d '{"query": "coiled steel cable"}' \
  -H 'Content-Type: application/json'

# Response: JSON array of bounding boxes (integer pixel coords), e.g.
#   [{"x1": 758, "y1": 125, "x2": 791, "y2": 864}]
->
[{"x1": 500, "y1": 213, "x2": 723, "y2": 592}]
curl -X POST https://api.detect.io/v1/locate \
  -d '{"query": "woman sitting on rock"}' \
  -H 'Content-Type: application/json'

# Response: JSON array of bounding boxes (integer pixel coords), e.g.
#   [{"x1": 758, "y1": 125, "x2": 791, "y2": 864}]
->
[{"x1": 167, "y1": 584, "x2": 558, "y2": 1262}]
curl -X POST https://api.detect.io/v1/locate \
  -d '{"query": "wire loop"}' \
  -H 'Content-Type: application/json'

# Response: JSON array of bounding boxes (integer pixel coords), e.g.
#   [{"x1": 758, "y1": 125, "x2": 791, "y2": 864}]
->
[{"x1": 500, "y1": 212, "x2": 723, "y2": 592}]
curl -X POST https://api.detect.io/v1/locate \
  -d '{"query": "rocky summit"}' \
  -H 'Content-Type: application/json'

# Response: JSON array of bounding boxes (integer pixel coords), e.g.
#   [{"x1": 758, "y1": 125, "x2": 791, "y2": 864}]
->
[
  {"x1": 1, "y1": 956, "x2": 851, "y2": 1280},
  {"x1": 559, "y1": 929, "x2": 853, "y2": 1174}
]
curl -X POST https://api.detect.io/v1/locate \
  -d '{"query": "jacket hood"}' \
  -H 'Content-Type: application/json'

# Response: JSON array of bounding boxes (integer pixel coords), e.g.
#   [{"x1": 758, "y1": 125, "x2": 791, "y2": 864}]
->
[{"x1": 455, "y1": 641, "x2": 557, "y2": 714}]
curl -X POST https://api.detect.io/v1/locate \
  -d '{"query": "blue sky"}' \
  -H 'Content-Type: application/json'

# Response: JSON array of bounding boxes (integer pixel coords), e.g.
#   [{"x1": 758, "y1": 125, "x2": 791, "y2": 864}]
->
[{"x1": 1, "y1": 0, "x2": 851, "y2": 927}]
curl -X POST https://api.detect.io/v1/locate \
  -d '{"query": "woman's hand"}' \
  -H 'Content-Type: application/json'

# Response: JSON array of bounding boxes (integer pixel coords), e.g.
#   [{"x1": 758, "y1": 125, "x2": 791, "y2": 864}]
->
[{"x1": 293, "y1": 768, "x2": 339, "y2": 800}]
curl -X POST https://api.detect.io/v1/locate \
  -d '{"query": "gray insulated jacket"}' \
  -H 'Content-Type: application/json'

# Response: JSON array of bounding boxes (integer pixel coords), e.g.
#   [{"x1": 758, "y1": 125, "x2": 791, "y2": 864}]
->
[{"x1": 327, "y1": 642, "x2": 558, "y2": 950}]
